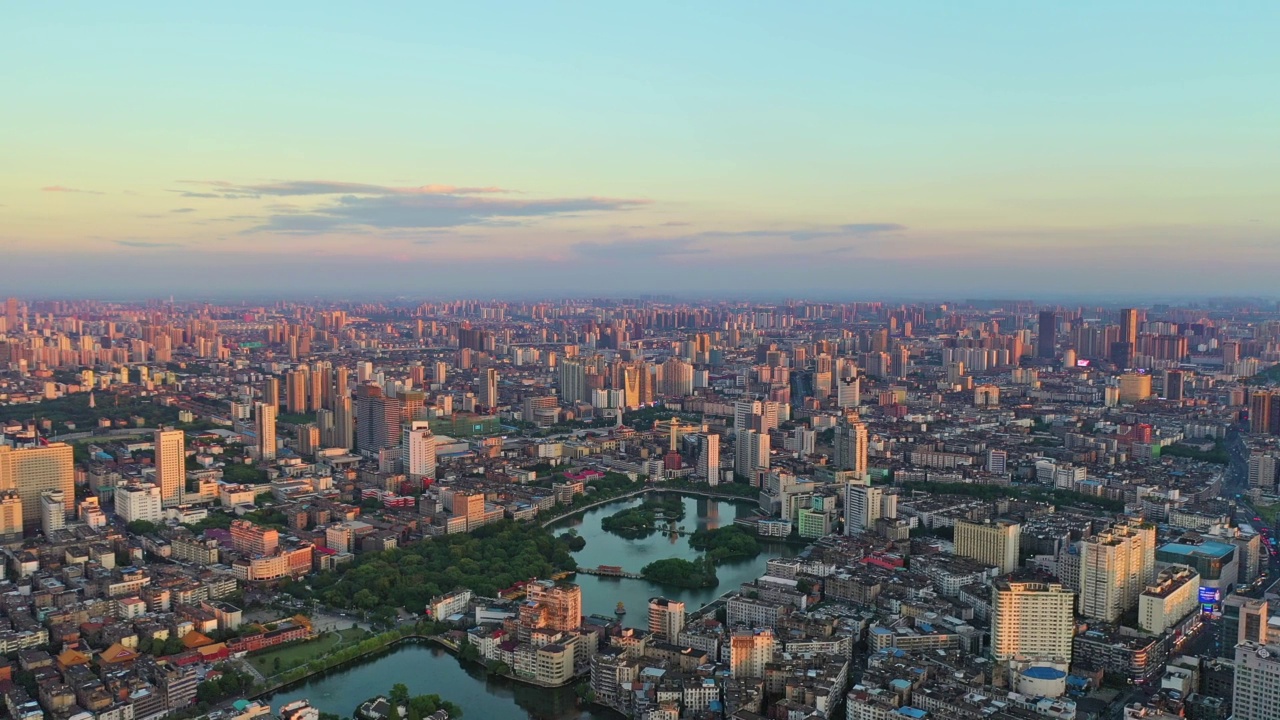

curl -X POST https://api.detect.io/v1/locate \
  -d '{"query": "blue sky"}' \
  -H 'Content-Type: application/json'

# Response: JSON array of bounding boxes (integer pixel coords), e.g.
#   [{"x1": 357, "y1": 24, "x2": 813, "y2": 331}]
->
[{"x1": 1, "y1": 2, "x2": 1276, "y2": 298}]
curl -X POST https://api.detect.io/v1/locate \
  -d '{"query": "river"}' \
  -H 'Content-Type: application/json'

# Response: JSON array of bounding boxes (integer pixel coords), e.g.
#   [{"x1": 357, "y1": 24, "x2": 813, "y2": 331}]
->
[{"x1": 263, "y1": 494, "x2": 795, "y2": 719}]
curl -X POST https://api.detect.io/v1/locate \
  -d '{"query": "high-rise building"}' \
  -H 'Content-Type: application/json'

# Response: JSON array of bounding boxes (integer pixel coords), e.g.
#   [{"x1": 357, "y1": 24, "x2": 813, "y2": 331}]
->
[
  {"x1": 262, "y1": 376, "x2": 280, "y2": 408},
  {"x1": 1078, "y1": 520, "x2": 1156, "y2": 622},
  {"x1": 401, "y1": 421, "x2": 437, "y2": 483},
  {"x1": 154, "y1": 428, "x2": 185, "y2": 508},
  {"x1": 990, "y1": 580, "x2": 1075, "y2": 662},
  {"x1": 525, "y1": 580, "x2": 582, "y2": 632},
  {"x1": 40, "y1": 489, "x2": 66, "y2": 536},
  {"x1": 286, "y1": 368, "x2": 309, "y2": 414},
  {"x1": 479, "y1": 367, "x2": 499, "y2": 410},
  {"x1": 844, "y1": 483, "x2": 882, "y2": 534},
  {"x1": 3, "y1": 297, "x2": 17, "y2": 331},
  {"x1": 230, "y1": 519, "x2": 280, "y2": 556},
  {"x1": 955, "y1": 519, "x2": 1021, "y2": 574},
  {"x1": 1234, "y1": 641, "x2": 1280, "y2": 720},
  {"x1": 695, "y1": 434, "x2": 720, "y2": 483},
  {"x1": 836, "y1": 374, "x2": 861, "y2": 409},
  {"x1": 729, "y1": 629, "x2": 774, "y2": 679},
  {"x1": 0, "y1": 491, "x2": 21, "y2": 541},
  {"x1": 1037, "y1": 310, "x2": 1057, "y2": 359},
  {"x1": 1117, "y1": 373, "x2": 1152, "y2": 404},
  {"x1": 115, "y1": 482, "x2": 163, "y2": 524},
  {"x1": 255, "y1": 402, "x2": 277, "y2": 461},
  {"x1": 832, "y1": 415, "x2": 868, "y2": 476},
  {"x1": 1250, "y1": 390, "x2": 1277, "y2": 435},
  {"x1": 987, "y1": 449, "x2": 1008, "y2": 474},
  {"x1": 648, "y1": 597, "x2": 685, "y2": 641},
  {"x1": 735, "y1": 429, "x2": 770, "y2": 484},
  {"x1": 0, "y1": 443, "x2": 75, "y2": 528},
  {"x1": 1162, "y1": 369, "x2": 1184, "y2": 402},
  {"x1": 1248, "y1": 453, "x2": 1278, "y2": 489},
  {"x1": 1222, "y1": 595, "x2": 1269, "y2": 657}
]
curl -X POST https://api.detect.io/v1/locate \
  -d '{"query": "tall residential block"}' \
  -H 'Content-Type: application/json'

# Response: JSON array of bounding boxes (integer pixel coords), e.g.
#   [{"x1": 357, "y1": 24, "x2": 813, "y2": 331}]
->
[
  {"x1": 1037, "y1": 310, "x2": 1057, "y2": 359},
  {"x1": 0, "y1": 443, "x2": 75, "y2": 529},
  {"x1": 154, "y1": 428, "x2": 185, "y2": 507},
  {"x1": 955, "y1": 519, "x2": 1021, "y2": 575},
  {"x1": 1234, "y1": 641, "x2": 1280, "y2": 720},
  {"x1": 991, "y1": 580, "x2": 1075, "y2": 663},
  {"x1": 648, "y1": 597, "x2": 685, "y2": 642},
  {"x1": 255, "y1": 402, "x2": 277, "y2": 461}
]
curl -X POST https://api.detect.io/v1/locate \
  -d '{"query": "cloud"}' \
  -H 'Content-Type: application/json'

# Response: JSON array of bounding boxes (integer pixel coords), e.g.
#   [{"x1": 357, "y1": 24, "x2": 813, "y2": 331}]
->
[
  {"x1": 252, "y1": 193, "x2": 651, "y2": 233},
  {"x1": 181, "y1": 180, "x2": 513, "y2": 197},
  {"x1": 41, "y1": 185, "x2": 104, "y2": 195},
  {"x1": 838, "y1": 223, "x2": 907, "y2": 235},
  {"x1": 114, "y1": 240, "x2": 184, "y2": 248},
  {"x1": 572, "y1": 237, "x2": 706, "y2": 261},
  {"x1": 169, "y1": 207, "x2": 196, "y2": 213}
]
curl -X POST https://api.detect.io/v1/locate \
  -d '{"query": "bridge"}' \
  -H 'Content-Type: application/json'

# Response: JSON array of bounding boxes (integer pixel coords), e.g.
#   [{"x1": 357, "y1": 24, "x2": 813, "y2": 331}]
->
[{"x1": 574, "y1": 565, "x2": 643, "y2": 580}]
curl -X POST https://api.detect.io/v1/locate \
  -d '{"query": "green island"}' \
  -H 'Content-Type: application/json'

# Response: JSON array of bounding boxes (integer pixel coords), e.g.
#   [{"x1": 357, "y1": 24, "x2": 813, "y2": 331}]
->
[
  {"x1": 600, "y1": 495, "x2": 686, "y2": 538},
  {"x1": 688, "y1": 525, "x2": 761, "y2": 562},
  {"x1": 280, "y1": 520, "x2": 578, "y2": 623},
  {"x1": 350, "y1": 682, "x2": 463, "y2": 720},
  {"x1": 640, "y1": 556, "x2": 719, "y2": 588}
]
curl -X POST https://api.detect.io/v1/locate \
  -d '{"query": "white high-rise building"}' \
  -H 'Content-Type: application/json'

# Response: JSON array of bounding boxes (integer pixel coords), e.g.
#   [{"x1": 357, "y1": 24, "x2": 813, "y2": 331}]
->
[
  {"x1": 729, "y1": 629, "x2": 774, "y2": 679},
  {"x1": 735, "y1": 429, "x2": 770, "y2": 484},
  {"x1": 401, "y1": 421, "x2": 437, "y2": 483},
  {"x1": 1079, "y1": 520, "x2": 1156, "y2": 622},
  {"x1": 255, "y1": 402, "x2": 277, "y2": 462},
  {"x1": 116, "y1": 483, "x2": 164, "y2": 524},
  {"x1": 836, "y1": 375, "x2": 861, "y2": 409},
  {"x1": 991, "y1": 580, "x2": 1075, "y2": 663},
  {"x1": 845, "y1": 483, "x2": 883, "y2": 535},
  {"x1": 1249, "y1": 453, "x2": 1278, "y2": 489},
  {"x1": 40, "y1": 490, "x2": 66, "y2": 536},
  {"x1": 154, "y1": 428, "x2": 185, "y2": 508},
  {"x1": 696, "y1": 434, "x2": 720, "y2": 483},
  {"x1": 955, "y1": 519, "x2": 1022, "y2": 575},
  {"x1": 1234, "y1": 641, "x2": 1280, "y2": 720}
]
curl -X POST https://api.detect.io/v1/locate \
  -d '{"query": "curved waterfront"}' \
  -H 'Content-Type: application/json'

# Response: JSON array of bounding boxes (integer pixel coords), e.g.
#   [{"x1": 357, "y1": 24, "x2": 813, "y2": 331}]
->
[{"x1": 262, "y1": 495, "x2": 796, "y2": 718}]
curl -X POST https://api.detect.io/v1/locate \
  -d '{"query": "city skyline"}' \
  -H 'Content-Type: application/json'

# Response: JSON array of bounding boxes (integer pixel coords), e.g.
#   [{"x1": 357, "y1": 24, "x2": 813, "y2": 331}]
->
[{"x1": 3, "y1": 2, "x2": 1278, "y2": 297}]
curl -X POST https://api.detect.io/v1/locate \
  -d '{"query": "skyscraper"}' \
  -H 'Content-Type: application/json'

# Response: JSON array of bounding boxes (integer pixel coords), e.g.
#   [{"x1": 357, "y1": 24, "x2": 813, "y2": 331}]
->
[
  {"x1": 3, "y1": 297, "x2": 17, "y2": 331},
  {"x1": 836, "y1": 374, "x2": 861, "y2": 409},
  {"x1": 735, "y1": 429, "x2": 769, "y2": 485},
  {"x1": 154, "y1": 428, "x2": 185, "y2": 507},
  {"x1": 833, "y1": 415, "x2": 868, "y2": 476},
  {"x1": 40, "y1": 490, "x2": 66, "y2": 536},
  {"x1": 1037, "y1": 310, "x2": 1057, "y2": 359},
  {"x1": 479, "y1": 367, "x2": 499, "y2": 410},
  {"x1": 1078, "y1": 520, "x2": 1156, "y2": 622},
  {"x1": 729, "y1": 629, "x2": 774, "y2": 679},
  {"x1": 255, "y1": 402, "x2": 277, "y2": 461},
  {"x1": 333, "y1": 395, "x2": 354, "y2": 450},
  {"x1": 0, "y1": 443, "x2": 75, "y2": 529},
  {"x1": 262, "y1": 376, "x2": 280, "y2": 408},
  {"x1": 696, "y1": 433, "x2": 719, "y2": 483},
  {"x1": 990, "y1": 580, "x2": 1075, "y2": 663},
  {"x1": 286, "y1": 367, "x2": 309, "y2": 414},
  {"x1": 648, "y1": 597, "x2": 685, "y2": 642},
  {"x1": 955, "y1": 519, "x2": 1021, "y2": 574}
]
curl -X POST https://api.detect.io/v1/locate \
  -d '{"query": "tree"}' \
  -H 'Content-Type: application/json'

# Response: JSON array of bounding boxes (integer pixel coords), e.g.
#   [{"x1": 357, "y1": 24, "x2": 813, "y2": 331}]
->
[
  {"x1": 127, "y1": 519, "x2": 159, "y2": 535},
  {"x1": 457, "y1": 638, "x2": 481, "y2": 664},
  {"x1": 390, "y1": 683, "x2": 411, "y2": 706}
]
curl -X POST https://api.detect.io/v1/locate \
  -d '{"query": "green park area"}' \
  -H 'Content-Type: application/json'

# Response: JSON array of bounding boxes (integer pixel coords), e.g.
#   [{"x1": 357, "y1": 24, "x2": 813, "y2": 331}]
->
[{"x1": 248, "y1": 626, "x2": 370, "y2": 676}]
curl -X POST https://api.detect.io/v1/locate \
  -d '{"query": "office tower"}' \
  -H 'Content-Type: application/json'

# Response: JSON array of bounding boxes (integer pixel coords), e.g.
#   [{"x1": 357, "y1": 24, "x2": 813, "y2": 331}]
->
[
  {"x1": 230, "y1": 519, "x2": 279, "y2": 556},
  {"x1": 1163, "y1": 369, "x2": 1184, "y2": 401},
  {"x1": 1119, "y1": 308, "x2": 1139, "y2": 348},
  {"x1": 262, "y1": 376, "x2": 280, "y2": 408},
  {"x1": 844, "y1": 483, "x2": 883, "y2": 535},
  {"x1": 648, "y1": 597, "x2": 685, "y2": 641},
  {"x1": 479, "y1": 367, "x2": 499, "y2": 410},
  {"x1": 696, "y1": 434, "x2": 720, "y2": 482},
  {"x1": 0, "y1": 491, "x2": 21, "y2": 541},
  {"x1": 334, "y1": 366, "x2": 350, "y2": 400},
  {"x1": 990, "y1": 580, "x2": 1075, "y2": 662},
  {"x1": 525, "y1": 580, "x2": 582, "y2": 632},
  {"x1": 1037, "y1": 310, "x2": 1057, "y2": 359},
  {"x1": 558, "y1": 359, "x2": 588, "y2": 405},
  {"x1": 729, "y1": 629, "x2": 774, "y2": 679},
  {"x1": 1117, "y1": 373, "x2": 1152, "y2": 403},
  {"x1": 836, "y1": 374, "x2": 861, "y2": 408},
  {"x1": 1234, "y1": 641, "x2": 1280, "y2": 720},
  {"x1": 955, "y1": 519, "x2": 1021, "y2": 574},
  {"x1": 286, "y1": 368, "x2": 309, "y2": 414},
  {"x1": 1078, "y1": 520, "x2": 1156, "y2": 622},
  {"x1": 0, "y1": 443, "x2": 75, "y2": 528},
  {"x1": 735, "y1": 429, "x2": 770, "y2": 484},
  {"x1": 832, "y1": 415, "x2": 868, "y2": 476},
  {"x1": 401, "y1": 421, "x2": 437, "y2": 483},
  {"x1": 154, "y1": 428, "x2": 185, "y2": 508},
  {"x1": 356, "y1": 383, "x2": 383, "y2": 452},
  {"x1": 40, "y1": 490, "x2": 66, "y2": 536},
  {"x1": 255, "y1": 402, "x2": 277, "y2": 461},
  {"x1": 1138, "y1": 565, "x2": 1200, "y2": 634},
  {"x1": 297, "y1": 424, "x2": 320, "y2": 456},
  {"x1": 733, "y1": 400, "x2": 779, "y2": 436},
  {"x1": 357, "y1": 361, "x2": 374, "y2": 383},
  {"x1": 661, "y1": 358, "x2": 694, "y2": 397}
]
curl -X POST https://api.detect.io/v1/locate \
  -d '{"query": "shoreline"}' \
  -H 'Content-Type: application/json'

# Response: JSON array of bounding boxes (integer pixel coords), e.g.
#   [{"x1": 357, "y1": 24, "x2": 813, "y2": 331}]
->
[{"x1": 541, "y1": 486, "x2": 760, "y2": 527}]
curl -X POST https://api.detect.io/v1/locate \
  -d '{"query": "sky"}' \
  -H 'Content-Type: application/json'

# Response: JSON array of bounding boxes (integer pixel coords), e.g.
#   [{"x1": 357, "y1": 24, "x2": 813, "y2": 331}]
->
[{"x1": 1, "y1": 2, "x2": 1277, "y2": 300}]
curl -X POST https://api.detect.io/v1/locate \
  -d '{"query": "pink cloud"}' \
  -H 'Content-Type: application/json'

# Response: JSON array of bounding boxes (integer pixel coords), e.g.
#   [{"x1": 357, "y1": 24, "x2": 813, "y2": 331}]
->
[{"x1": 41, "y1": 185, "x2": 105, "y2": 195}]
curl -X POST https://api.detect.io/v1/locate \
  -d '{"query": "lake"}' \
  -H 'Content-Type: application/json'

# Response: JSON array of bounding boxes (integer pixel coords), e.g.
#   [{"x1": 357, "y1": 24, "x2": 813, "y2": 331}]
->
[{"x1": 263, "y1": 494, "x2": 796, "y2": 719}]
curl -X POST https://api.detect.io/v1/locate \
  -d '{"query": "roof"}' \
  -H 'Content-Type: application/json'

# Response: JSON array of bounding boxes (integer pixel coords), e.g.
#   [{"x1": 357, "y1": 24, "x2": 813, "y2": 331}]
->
[
  {"x1": 98, "y1": 643, "x2": 140, "y2": 664},
  {"x1": 1159, "y1": 540, "x2": 1236, "y2": 558}
]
